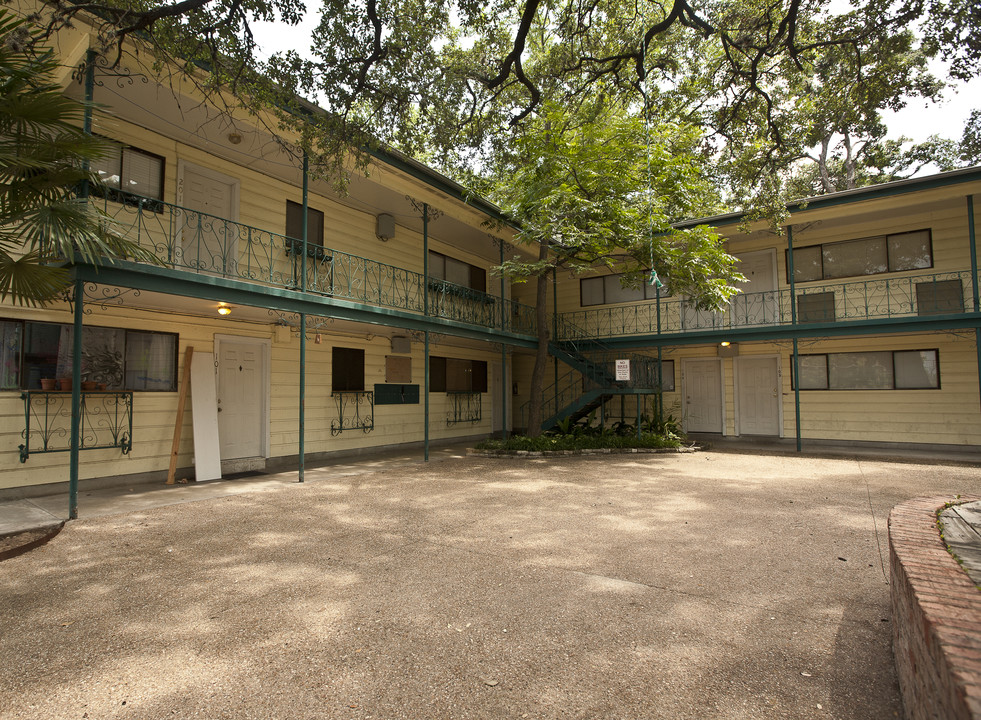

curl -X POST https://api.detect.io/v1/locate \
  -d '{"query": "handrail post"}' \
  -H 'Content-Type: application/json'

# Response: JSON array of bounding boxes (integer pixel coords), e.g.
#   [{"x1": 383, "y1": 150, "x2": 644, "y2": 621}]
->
[{"x1": 69, "y1": 279, "x2": 83, "y2": 519}]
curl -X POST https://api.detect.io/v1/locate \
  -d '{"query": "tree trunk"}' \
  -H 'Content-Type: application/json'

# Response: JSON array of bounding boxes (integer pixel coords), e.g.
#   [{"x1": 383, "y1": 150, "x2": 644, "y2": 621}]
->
[{"x1": 526, "y1": 240, "x2": 550, "y2": 437}]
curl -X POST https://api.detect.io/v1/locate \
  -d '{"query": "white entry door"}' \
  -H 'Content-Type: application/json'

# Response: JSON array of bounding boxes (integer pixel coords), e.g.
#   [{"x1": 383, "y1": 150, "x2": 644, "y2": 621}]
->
[
  {"x1": 684, "y1": 359, "x2": 723, "y2": 433},
  {"x1": 731, "y1": 250, "x2": 778, "y2": 326},
  {"x1": 179, "y1": 163, "x2": 239, "y2": 276},
  {"x1": 736, "y1": 356, "x2": 781, "y2": 436},
  {"x1": 217, "y1": 338, "x2": 266, "y2": 460}
]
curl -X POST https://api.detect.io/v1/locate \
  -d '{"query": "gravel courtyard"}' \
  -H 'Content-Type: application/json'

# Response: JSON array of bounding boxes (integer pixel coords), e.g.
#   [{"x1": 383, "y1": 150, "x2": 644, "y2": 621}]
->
[{"x1": 3, "y1": 451, "x2": 980, "y2": 719}]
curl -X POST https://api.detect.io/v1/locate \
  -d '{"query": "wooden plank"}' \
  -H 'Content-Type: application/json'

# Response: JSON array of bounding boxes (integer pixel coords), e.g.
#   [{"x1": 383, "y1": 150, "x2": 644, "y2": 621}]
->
[
  {"x1": 190, "y1": 351, "x2": 222, "y2": 481},
  {"x1": 941, "y1": 511, "x2": 981, "y2": 547},
  {"x1": 166, "y1": 346, "x2": 194, "y2": 485}
]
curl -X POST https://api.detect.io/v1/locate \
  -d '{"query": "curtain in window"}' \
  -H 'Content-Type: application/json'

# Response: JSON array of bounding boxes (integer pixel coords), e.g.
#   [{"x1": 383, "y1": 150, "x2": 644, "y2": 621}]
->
[
  {"x1": 0, "y1": 321, "x2": 21, "y2": 389},
  {"x1": 125, "y1": 332, "x2": 177, "y2": 390}
]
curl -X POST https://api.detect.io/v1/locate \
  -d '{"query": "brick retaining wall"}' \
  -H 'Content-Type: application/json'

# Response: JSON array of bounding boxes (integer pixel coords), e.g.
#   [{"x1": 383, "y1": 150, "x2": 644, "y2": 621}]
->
[{"x1": 889, "y1": 496, "x2": 981, "y2": 720}]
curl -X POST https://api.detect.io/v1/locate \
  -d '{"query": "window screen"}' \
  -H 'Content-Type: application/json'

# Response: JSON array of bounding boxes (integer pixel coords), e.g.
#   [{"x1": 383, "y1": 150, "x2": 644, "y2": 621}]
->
[
  {"x1": 790, "y1": 245, "x2": 823, "y2": 283},
  {"x1": 888, "y1": 230, "x2": 932, "y2": 272},
  {"x1": 894, "y1": 350, "x2": 939, "y2": 389},
  {"x1": 285, "y1": 200, "x2": 325, "y2": 247},
  {"x1": 823, "y1": 237, "x2": 887, "y2": 279},
  {"x1": 796, "y1": 355, "x2": 829, "y2": 390},
  {"x1": 829, "y1": 351, "x2": 892, "y2": 389}
]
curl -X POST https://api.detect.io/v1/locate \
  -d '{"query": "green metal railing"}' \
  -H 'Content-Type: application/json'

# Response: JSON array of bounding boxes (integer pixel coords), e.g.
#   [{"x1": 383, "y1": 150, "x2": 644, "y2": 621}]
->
[
  {"x1": 97, "y1": 193, "x2": 537, "y2": 334},
  {"x1": 19, "y1": 391, "x2": 133, "y2": 462},
  {"x1": 555, "y1": 270, "x2": 977, "y2": 340},
  {"x1": 446, "y1": 391, "x2": 482, "y2": 425},
  {"x1": 330, "y1": 391, "x2": 374, "y2": 435}
]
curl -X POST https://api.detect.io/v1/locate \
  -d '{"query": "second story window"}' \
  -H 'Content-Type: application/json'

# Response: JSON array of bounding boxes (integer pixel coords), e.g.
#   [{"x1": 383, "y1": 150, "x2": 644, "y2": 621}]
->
[
  {"x1": 581, "y1": 273, "x2": 663, "y2": 307},
  {"x1": 429, "y1": 251, "x2": 486, "y2": 293},
  {"x1": 91, "y1": 144, "x2": 165, "y2": 205},
  {"x1": 789, "y1": 229, "x2": 932, "y2": 283},
  {"x1": 285, "y1": 200, "x2": 325, "y2": 247}
]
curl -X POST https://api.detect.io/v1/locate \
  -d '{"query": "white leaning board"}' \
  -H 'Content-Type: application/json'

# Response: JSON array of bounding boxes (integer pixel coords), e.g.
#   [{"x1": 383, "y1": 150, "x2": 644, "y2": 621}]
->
[{"x1": 190, "y1": 351, "x2": 222, "y2": 481}]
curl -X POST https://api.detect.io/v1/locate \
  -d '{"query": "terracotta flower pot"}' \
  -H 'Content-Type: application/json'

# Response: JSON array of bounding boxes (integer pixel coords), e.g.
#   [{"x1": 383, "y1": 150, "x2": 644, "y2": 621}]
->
[
  {"x1": 40, "y1": 378, "x2": 56, "y2": 391},
  {"x1": 97, "y1": 383, "x2": 108, "y2": 391},
  {"x1": 82, "y1": 381, "x2": 97, "y2": 391},
  {"x1": 58, "y1": 378, "x2": 71, "y2": 391}
]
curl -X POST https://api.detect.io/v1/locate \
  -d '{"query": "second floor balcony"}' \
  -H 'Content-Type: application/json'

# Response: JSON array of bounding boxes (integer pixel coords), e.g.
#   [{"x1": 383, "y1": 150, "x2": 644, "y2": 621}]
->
[
  {"x1": 93, "y1": 193, "x2": 537, "y2": 336},
  {"x1": 556, "y1": 271, "x2": 980, "y2": 342}
]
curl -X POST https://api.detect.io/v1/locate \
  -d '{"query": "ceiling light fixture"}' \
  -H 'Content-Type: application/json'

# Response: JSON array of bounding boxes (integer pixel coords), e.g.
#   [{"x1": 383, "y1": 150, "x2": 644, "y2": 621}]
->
[{"x1": 217, "y1": 303, "x2": 232, "y2": 316}]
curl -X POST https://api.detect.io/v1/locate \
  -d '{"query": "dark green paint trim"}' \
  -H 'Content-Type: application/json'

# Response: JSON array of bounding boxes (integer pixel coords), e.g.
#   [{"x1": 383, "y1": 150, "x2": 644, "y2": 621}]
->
[
  {"x1": 588, "y1": 313, "x2": 981, "y2": 350},
  {"x1": 71, "y1": 263, "x2": 538, "y2": 348},
  {"x1": 676, "y1": 167, "x2": 981, "y2": 231}
]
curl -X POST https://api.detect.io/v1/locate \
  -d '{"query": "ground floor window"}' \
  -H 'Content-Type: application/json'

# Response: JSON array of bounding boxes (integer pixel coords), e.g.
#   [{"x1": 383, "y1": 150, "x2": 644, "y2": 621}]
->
[
  {"x1": 332, "y1": 347, "x2": 365, "y2": 391},
  {"x1": 0, "y1": 319, "x2": 177, "y2": 391},
  {"x1": 429, "y1": 356, "x2": 488, "y2": 392},
  {"x1": 793, "y1": 349, "x2": 939, "y2": 390}
]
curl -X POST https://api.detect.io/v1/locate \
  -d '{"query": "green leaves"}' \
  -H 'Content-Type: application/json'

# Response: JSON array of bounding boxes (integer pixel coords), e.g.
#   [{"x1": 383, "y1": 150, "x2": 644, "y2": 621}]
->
[{"x1": 0, "y1": 10, "x2": 160, "y2": 306}]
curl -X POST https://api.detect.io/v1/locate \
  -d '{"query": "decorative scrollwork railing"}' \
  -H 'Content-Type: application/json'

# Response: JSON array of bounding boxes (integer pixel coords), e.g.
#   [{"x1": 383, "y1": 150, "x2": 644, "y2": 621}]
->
[
  {"x1": 19, "y1": 391, "x2": 133, "y2": 462},
  {"x1": 446, "y1": 391, "x2": 482, "y2": 425},
  {"x1": 330, "y1": 391, "x2": 374, "y2": 435},
  {"x1": 95, "y1": 192, "x2": 537, "y2": 335},
  {"x1": 555, "y1": 270, "x2": 977, "y2": 341}
]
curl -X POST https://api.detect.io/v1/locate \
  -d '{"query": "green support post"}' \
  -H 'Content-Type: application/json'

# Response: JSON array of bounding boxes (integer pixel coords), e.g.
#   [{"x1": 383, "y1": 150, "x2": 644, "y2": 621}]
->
[
  {"x1": 299, "y1": 313, "x2": 305, "y2": 482},
  {"x1": 501, "y1": 344, "x2": 507, "y2": 439},
  {"x1": 787, "y1": 226, "x2": 802, "y2": 452},
  {"x1": 69, "y1": 279, "x2": 83, "y2": 519},
  {"x1": 423, "y1": 204, "x2": 429, "y2": 317},
  {"x1": 656, "y1": 287, "x2": 663, "y2": 424},
  {"x1": 298, "y1": 154, "x2": 309, "y2": 482},
  {"x1": 500, "y1": 242, "x2": 508, "y2": 439}
]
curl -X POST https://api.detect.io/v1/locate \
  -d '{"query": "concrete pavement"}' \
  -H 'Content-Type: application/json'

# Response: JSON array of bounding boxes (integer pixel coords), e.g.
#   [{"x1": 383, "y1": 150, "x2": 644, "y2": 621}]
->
[{"x1": 2, "y1": 450, "x2": 980, "y2": 718}]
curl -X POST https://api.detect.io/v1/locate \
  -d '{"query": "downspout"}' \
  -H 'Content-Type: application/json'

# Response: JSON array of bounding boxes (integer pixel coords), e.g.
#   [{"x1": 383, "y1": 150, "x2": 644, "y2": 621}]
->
[
  {"x1": 787, "y1": 226, "x2": 802, "y2": 452},
  {"x1": 298, "y1": 153, "x2": 309, "y2": 482}
]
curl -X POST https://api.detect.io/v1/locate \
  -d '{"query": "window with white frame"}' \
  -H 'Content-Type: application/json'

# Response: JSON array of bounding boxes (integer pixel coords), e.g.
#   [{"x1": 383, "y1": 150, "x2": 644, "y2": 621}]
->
[
  {"x1": 792, "y1": 349, "x2": 939, "y2": 390},
  {"x1": 580, "y1": 273, "x2": 666, "y2": 306},
  {"x1": 788, "y1": 229, "x2": 932, "y2": 283}
]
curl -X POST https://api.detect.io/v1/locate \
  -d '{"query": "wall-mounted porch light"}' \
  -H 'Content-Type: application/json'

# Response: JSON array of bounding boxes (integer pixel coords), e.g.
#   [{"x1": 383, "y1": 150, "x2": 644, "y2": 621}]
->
[{"x1": 718, "y1": 341, "x2": 739, "y2": 357}]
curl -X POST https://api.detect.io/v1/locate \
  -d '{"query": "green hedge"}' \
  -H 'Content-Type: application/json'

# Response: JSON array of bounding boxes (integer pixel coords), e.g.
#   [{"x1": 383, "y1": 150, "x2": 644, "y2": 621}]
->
[{"x1": 475, "y1": 433, "x2": 682, "y2": 452}]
